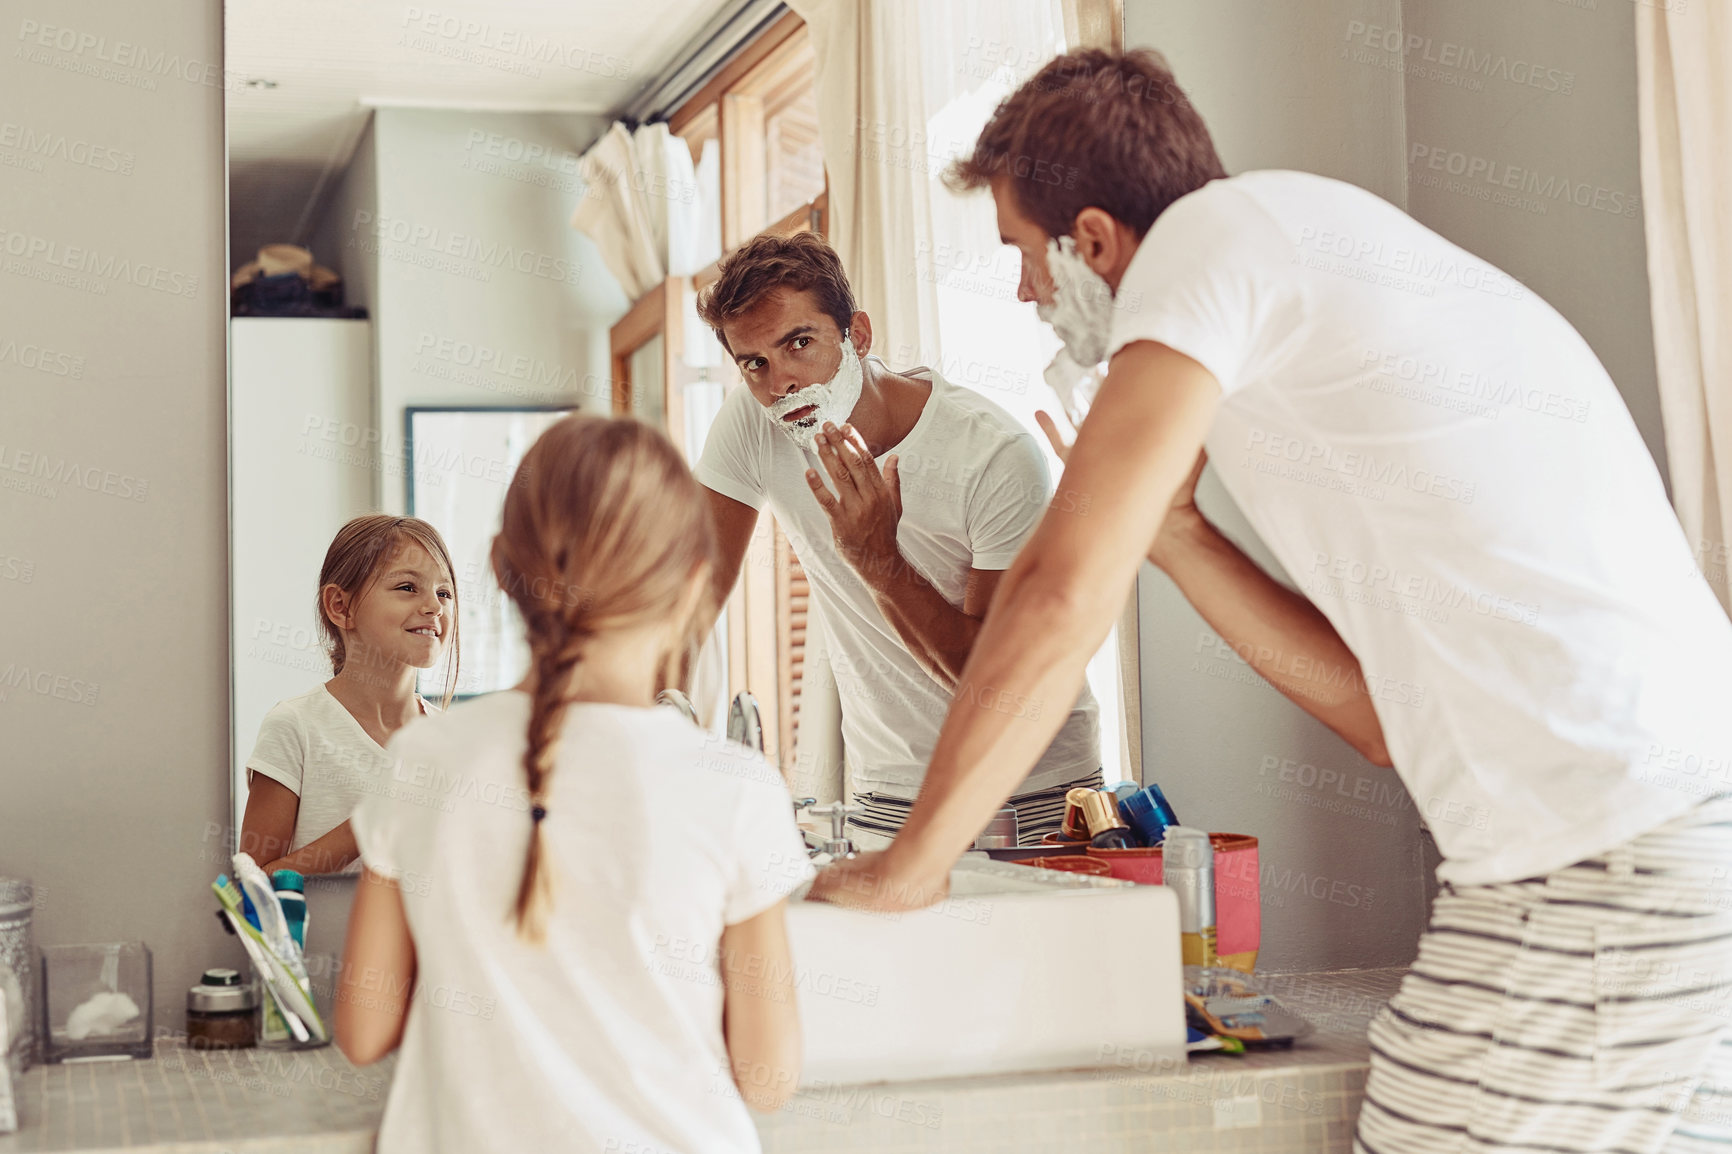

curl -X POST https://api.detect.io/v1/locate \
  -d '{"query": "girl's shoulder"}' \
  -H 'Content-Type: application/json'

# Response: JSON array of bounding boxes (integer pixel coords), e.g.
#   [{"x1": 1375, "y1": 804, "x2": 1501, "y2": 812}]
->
[
  {"x1": 256, "y1": 684, "x2": 339, "y2": 733},
  {"x1": 270, "y1": 683, "x2": 335, "y2": 713}
]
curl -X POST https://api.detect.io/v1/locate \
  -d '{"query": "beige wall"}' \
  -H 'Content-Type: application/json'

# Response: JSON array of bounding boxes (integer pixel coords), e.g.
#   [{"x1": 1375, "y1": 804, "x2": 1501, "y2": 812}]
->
[{"x1": 0, "y1": 0, "x2": 240, "y2": 1015}]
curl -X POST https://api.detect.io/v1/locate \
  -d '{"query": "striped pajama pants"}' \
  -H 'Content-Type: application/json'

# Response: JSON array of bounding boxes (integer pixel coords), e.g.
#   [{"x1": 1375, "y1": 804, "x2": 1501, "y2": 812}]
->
[{"x1": 1357, "y1": 794, "x2": 1732, "y2": 1154}]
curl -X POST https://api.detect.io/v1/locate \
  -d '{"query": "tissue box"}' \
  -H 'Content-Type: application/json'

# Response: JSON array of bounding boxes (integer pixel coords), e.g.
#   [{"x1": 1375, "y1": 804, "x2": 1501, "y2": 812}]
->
[{"x1": 40, "y1": 943, "x2": 153, "y2": 1062}]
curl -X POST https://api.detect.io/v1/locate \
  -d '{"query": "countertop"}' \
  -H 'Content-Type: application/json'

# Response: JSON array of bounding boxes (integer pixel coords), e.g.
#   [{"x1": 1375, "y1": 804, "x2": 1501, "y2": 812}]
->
[{"x1": 0, "y1": 968, "x2": 1403, "y2": 1153}]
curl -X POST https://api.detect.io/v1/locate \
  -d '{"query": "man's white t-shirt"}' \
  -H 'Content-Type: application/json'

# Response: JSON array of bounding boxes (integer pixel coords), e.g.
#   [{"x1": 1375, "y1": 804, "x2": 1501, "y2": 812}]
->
[
  {"x1": 1107, "y1": 169, "x2": 1732, "y2": 886},
  {"x1": 350, "y1": 694, "x2": 813, "y2": 1154},
  {"x1": 245, "y1": 685, "x2": 433, "y2": 874},
  {"x1": 695, "y1": 366, "x2": 1101, "y2": 796}
]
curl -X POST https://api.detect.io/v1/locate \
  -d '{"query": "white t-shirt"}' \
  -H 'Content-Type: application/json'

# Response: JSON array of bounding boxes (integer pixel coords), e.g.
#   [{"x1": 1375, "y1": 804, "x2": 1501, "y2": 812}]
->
[
  {"x1": 695, "y1": 367, "x2": 1101, "y2": 795},
  {"x1": 1107, "y1": 169, "x2": 1732, "y2": 886},
  {"x1": 350, "y1": 693, "x2": 813, "y2": 1154},
  {"x1": 245, "y1": 685, "x2": 433, "y2": 874}
]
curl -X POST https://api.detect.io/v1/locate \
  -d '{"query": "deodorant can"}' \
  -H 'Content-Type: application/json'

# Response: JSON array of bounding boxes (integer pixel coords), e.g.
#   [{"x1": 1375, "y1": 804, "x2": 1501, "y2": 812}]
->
[{"x1": 1162, "y1": 827, "x2": 1217, "y2": 967}]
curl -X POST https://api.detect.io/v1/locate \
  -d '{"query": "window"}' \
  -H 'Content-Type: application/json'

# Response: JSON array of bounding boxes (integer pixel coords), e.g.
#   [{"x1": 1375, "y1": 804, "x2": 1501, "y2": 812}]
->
[{"x1": 611, "y1": 12, "x2": 825, "y2": 772}]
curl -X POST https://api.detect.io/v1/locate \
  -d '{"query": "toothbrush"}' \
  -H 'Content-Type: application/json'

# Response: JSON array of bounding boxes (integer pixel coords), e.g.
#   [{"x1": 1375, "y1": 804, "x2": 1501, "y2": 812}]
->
[
  {"x1": 212, "y1": 876, "x2": 317, "y2": 1042},
  {"x1": 212, "y1": 875, "x2": 324, "y2": 1042},
  {"x1": 218, "y1": 906, "x2": 310, "y2": 1043}
]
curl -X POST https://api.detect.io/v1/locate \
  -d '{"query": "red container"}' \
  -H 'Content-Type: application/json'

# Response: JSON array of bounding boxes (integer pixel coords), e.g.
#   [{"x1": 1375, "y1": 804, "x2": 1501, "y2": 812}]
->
[
  {"x1": 1012, "y1": 855, "x2": 1113, "y2": 876},
  {"x1": 1086, "y1": 833, "x2": 1261, "y2": 972}
]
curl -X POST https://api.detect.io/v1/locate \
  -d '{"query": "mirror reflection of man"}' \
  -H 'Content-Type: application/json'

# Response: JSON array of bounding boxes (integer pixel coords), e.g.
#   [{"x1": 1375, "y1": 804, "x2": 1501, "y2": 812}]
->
[
  {"x1": 692, "y1": 231, "x2": 1102, "y2": 846},
  {"x1": 811, "y1": 46, "x2": 1732, "y2": 1154}
]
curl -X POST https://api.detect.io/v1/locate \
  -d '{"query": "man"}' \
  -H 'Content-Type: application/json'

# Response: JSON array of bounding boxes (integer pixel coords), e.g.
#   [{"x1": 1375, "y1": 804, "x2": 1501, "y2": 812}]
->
[
  {"x1": 812, "y1": 48, "x2": 1732, "y2": 1152},
  {"x1": 692, "y1": 230, "x2": 1101, "y2": 846}
]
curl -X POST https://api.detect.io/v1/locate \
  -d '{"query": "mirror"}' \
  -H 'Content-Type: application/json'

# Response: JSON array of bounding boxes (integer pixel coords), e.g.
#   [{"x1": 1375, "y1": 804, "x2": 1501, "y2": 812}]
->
[{"x1": 224, "y1": 1, "x2": 1135, "y2": 1000}]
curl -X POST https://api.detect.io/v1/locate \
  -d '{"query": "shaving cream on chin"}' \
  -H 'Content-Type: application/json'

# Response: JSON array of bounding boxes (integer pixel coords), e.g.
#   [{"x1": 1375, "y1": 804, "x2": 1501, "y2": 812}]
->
[
  {"x1": 766, "y1": 336, "x2": 864, "y2": 450},
  {"x1": 1038, "y1": 236, "x2": 1115, "y2": 425}
]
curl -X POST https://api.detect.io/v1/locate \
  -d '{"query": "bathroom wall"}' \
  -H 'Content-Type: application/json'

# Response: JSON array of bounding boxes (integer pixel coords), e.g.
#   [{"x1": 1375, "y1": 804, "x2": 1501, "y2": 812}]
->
[
  {"x1": 0, "y1": 0, "x2": 242, "y2": 1014},
  {"x1": 1125, "y1": 0, "x2": 1664, "y2": 971},
  {"x1": 309, "y1": 107, "x2": 627, "y2": 517},
  {"x1": 1399, "y1": 0, "x2": 1665, "y2": 471}
]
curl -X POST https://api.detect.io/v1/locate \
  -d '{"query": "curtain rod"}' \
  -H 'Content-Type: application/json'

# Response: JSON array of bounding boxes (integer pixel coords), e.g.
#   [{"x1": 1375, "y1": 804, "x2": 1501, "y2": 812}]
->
[{"x1": 615, "y1": 0, "x2": 789, "y2": 127}]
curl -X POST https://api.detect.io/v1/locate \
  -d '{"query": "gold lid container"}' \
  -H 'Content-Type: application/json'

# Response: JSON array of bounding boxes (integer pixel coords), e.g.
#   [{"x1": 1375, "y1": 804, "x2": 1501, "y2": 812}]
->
[
  {"x1": 1061, "y1": 788, "x2": 1096, "y2": 840},
  {"x1": 1078, "y1": 789, "x2": 1129, "y2": 838}
]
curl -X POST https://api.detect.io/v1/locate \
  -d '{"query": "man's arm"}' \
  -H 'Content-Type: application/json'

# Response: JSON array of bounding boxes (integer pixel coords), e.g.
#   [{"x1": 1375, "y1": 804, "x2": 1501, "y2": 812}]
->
[
  {"x1": 1152, "y1": 488, "x2": 1391, "y2": 766},
  {"x1": 701, "y1": 487, "x2": 760, "y2": 636},
  {"x1": 810, "y1": 341, "x2": 1219, "y2": 907},
  {"x1": 855, "y1": 555, "x2": 999, "y2": 690},
  {"x1": 1034, "y1": 414, "x2": 1392, "y2": 768}
]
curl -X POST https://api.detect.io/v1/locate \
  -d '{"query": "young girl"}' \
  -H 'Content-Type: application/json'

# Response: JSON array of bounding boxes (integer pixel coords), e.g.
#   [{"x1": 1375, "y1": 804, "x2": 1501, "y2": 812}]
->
[
  {"x1": 336, "y1": 415, "x2": 810, "y2": 1153},
  {"x1": 241, "y1": 515, "x2": 461, "y2": 877}
]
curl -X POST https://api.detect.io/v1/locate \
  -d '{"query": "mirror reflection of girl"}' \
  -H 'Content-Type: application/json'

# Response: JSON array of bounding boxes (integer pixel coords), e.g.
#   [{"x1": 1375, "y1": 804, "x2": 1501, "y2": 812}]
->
[
  {"x1": 336, "y1": 416, "x2": 810, "y2": 1152},
  {"x1": 240, "y1": 516, "x2": 461, "y2": 877}
]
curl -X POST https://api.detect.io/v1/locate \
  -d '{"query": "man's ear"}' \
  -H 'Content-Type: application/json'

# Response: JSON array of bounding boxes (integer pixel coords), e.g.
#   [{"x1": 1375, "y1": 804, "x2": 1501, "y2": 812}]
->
[
  {"x1": 1071, "y1": 207, "x2": 1122, "y2": 279},
  {"x1": 847, "y1": 310, "x2": 873, "y2": 358}
]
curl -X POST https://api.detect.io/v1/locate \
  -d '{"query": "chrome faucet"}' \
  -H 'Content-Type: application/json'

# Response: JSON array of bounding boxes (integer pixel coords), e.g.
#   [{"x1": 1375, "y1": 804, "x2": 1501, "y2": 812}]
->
[
  {"x1": 726, "y1": 691, "x2": 764, "y2": 753},
  {"x1": 654, "y1": 688, "x2": 699, "y2": 725},
  {"x1": 800, "y1": 800, "x2": 862, "y2": 859}
]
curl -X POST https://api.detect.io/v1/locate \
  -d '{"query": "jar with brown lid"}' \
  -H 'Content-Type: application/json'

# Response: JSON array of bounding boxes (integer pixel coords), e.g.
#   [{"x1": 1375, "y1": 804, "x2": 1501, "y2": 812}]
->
[{"x1": 186, "y1": 968, "x2": 257, "y2": 1050}]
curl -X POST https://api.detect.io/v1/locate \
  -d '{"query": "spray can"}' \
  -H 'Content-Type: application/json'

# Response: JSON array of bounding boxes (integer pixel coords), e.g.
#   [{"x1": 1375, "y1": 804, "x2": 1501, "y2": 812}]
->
[{"x1": 1162, "y1": 827, "x2": 1217, "y2": 967}]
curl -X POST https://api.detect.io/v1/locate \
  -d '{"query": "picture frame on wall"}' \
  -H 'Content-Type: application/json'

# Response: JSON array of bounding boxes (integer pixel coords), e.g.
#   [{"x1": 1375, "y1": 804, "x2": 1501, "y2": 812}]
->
[{"x1": 404, "y1": 405, "x2": 575, "y2": 700}]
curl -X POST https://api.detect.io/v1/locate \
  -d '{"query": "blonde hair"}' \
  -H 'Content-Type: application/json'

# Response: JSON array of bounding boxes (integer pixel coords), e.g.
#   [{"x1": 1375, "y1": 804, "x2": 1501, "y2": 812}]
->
[
  {"x1": 316, "y1": 514, "x2": 462, "y2": 710},
  {"x1": 491, "y1": 414, "x2": 716, "y2": 942}
]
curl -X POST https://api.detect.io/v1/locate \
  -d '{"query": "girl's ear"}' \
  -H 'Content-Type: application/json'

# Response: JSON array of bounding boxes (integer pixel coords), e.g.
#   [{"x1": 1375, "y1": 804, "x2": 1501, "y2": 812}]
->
[{"x1": 321, "y1": 584, "x2": 353, "y2": 631}]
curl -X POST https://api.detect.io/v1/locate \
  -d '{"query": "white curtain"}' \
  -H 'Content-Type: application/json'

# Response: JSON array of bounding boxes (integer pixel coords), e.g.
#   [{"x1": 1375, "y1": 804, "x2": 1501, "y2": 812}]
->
[
  {"x1": 1636, "y1": 3, "x2": 1732, "y2": 614},
  {"x1": 571, "y1": 122, "x2": 710, "y2": 302},
  {"x1": 783, "y1": 0, "x2": 1138, "y2": 789}
]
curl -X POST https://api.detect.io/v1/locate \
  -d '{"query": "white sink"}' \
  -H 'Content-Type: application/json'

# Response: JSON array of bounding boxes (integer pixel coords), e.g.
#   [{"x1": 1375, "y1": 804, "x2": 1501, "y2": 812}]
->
[{"x1": 786, "y1": 858, "x2": 1186, "y2": 1086}]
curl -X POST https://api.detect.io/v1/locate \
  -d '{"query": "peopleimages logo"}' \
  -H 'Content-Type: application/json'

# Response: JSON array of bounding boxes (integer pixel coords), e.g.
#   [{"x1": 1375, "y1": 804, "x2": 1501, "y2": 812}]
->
[
  {"x1": 1294, "y1": 225, "x2": 1526, "y2": 301},
  {"x1": 0, "y1": 227, "x2": 199, "y2": 297},
  {"x1": 1343, "y1": 21, "x2": 1576, "y2": 94},
  {"x1": 0, "y1": 121, "x2": 133, "y2": 174},
  {"x1": 400, "y1": 8, "x2": 631, "y2": 78},
  {"x1": 14, "y1": 18, "x2": 225, "y2": 90},
  {"x1": 1410, "y1": 144, "x2": 1640, "y2": 219}
]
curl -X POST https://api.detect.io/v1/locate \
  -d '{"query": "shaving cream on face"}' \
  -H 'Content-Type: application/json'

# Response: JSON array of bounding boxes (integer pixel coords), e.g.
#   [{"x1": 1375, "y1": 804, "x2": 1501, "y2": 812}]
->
[
  {"x1": 765, "y1": 336, "x2": 865, "y2": 450},
  {"x1": 1037, "y1": 236, "x2": 1116, "y2": 424}
]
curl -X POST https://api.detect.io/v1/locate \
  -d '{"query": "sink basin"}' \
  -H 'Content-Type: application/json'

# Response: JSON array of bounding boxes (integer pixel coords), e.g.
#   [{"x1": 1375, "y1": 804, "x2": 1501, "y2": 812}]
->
[{"x1": 785, "y1": 858, "x2": 1186, "y2": 1086}]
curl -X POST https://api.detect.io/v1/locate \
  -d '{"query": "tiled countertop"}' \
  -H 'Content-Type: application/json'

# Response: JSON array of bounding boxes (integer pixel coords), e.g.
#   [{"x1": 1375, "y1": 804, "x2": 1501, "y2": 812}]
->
[
  {"x1": 0, "y1": 1039, "x2": 393, "y2": 1154},
  {"x1": 0, "y1": 968, "x2": 1402, "y2": 1153}
]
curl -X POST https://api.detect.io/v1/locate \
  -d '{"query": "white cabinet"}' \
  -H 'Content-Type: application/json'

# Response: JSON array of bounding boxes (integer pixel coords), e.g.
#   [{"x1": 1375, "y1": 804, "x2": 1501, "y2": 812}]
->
[{"x1": 229, "y1": 317, "x2": 373, "y2": 831}]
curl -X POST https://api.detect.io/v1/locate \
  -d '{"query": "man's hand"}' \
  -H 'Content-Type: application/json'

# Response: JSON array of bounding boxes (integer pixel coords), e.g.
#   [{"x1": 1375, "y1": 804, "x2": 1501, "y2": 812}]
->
[
  {"x1": 805, "y1": 849, "x2": 952, "y2": 912},
  {"x1": 806, "y1": 421, "x2": 903, "y2": 582},
  {"x1": 1037, "y1": 408, "x2": 1208, "y2": 570}
]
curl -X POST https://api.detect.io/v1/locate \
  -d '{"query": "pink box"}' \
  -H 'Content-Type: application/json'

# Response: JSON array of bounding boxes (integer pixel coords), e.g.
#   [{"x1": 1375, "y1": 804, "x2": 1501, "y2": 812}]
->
[{"x1": 1086, "y1": 834, "x2": 1261, "y2": 972}]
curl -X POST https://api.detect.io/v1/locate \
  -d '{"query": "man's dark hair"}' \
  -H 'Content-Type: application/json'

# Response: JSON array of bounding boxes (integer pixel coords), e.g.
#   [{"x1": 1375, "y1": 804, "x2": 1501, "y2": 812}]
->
[
  {"x1": 946, "y1": 48, "x2": 1226, "y2": 240},
  {"x1": 696, "y1": 230, "x2": 858, "y2": 353}
]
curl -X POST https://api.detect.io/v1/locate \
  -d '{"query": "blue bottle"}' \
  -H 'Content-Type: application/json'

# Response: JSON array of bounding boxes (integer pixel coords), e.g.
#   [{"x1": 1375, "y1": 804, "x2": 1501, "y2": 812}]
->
[
  {"x1": 1119, "y1": 783, "x2": 1182, "y2": 846},
  {"x1": 270, "y1": 870, "x2": 307, "y2": 949}
]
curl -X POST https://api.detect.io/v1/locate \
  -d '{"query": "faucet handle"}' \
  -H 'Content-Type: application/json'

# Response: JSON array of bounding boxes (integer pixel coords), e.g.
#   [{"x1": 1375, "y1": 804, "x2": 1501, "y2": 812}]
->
[
  {"x1": 791, "y1": 797, "x2": 817, "y2": 814},
  {"x1": 805, "y1": 801, "x2": 862, "y2": 858}
]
